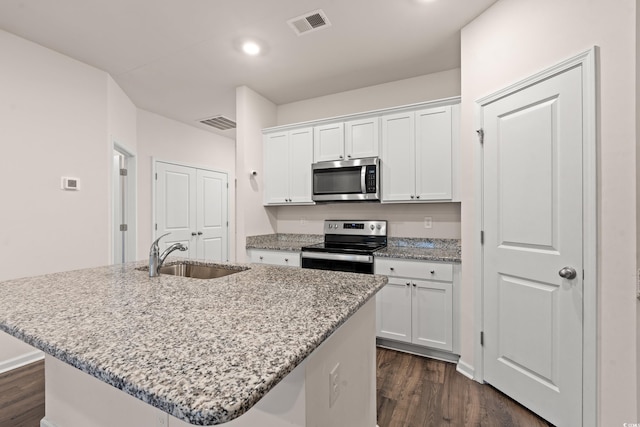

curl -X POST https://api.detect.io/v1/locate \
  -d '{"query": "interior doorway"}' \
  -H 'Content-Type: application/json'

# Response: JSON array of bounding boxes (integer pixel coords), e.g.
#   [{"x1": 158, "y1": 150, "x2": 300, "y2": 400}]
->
[{"x1": 112, "y1": 145, "x2": 136, "y2": 264}]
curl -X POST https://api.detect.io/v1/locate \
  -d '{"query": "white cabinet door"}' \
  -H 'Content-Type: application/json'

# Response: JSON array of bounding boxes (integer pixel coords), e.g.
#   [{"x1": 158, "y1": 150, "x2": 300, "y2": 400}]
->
[
  {"x1": 264, "y1": 132, "x2": 290, "y2": 205},
  {"x1": 376, "y1": 278, "x2": 412, "y2": 343},
  {"x1": 248, "y1": 249, "x2": 301, "y2": 267},
  {"x1": 345, "y1": 117, "x2": 379, "y2": 160},
  {"x1": 264, "y1": 128, "x2": 314, "y2": 205},
  {"x1": 313, "y1": 122, "x2": 344, "y2": 162},
  {"x1": 156, "y1": 162, "x2": 228, "y2": 262},
  {"x1": 411, "y1": 279, "x2": 453, "y2": 351},
  {"x1": 381, "y1": 112, "x2": 415, "y2": 202},
  {"x1": 197, "y1": 169, "x2": 228, "y2": 262},
  {"x1": 415, "y1": 106, "x2": 452, "y2": 200},
  {"x1": 288, "y1": 128, "x2": 314, "y2": 204},
  {"x1": 155, "y1": 162, "x2": 196, "y2": 259}
]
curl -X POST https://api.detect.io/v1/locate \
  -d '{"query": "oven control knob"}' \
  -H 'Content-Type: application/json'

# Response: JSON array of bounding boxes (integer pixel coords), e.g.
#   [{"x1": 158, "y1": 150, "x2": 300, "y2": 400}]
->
[
  {"x1": 370, "y1": 224, "x2": 375, "y2": 230},
  {"x1": 376, "y1": 224, "x2": 381, "y2": 230}
]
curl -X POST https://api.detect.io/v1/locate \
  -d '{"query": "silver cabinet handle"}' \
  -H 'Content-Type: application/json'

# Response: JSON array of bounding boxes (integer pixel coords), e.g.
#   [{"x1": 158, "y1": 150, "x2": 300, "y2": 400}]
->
[
  {"x1": 191, "y1": 232, "x2": 197, "y2": 236},
  {"x1": 197, "y1": 231, "x2": 203, "y2": 236},
  {"x1": 559, "y1": 267, "x2": 577, "y2": 279}
]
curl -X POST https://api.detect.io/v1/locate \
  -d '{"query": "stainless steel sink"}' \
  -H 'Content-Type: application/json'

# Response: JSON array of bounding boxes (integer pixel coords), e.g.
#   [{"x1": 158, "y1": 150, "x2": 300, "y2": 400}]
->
[{"x1": 157, "y1": 263, "x2": 247, "y2": 279}]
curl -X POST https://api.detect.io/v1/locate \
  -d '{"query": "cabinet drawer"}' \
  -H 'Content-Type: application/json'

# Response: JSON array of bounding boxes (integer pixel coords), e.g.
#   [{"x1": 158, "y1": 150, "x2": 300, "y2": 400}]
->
[
  {"x1": 248, "y1": 250, "x2": 301, "y2": 267},
  {"x1": 375, "y1": 258, "x2": 453, "y2": 282}
]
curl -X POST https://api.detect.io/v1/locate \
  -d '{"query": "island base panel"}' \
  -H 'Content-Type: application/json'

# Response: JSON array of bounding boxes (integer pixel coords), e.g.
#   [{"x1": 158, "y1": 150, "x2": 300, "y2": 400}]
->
[{"x1": 41, "y1": 299, "x2": 377, "y2": 427}]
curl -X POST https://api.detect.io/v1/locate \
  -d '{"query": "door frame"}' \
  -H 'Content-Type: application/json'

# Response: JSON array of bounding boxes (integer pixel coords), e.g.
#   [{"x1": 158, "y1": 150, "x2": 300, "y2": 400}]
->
[
  {"x1": 112, "y1": 142, "x2": 137, "y2": 264},
  {"x1": 473, "y1": 47, "x2": 597, "y2": 426},
  {"x1": 151, "y1": 158, "x2": 231, "y2": 261}
]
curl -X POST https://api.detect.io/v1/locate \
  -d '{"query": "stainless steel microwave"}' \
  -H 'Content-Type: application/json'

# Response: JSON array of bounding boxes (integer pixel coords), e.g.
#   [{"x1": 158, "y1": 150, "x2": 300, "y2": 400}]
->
[{"x1": 312, "y1": 157, "x2": 380, "y2": 202}]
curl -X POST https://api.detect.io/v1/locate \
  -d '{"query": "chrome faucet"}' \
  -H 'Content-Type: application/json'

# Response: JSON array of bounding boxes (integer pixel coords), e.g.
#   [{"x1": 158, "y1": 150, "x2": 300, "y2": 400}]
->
[{"x1": 149, "y1": 233, "x2": 188, "y2": 277}]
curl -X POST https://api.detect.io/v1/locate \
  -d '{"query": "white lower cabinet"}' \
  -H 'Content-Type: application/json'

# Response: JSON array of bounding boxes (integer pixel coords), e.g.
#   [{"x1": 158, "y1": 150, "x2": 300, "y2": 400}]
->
[
  {"x1": 247, "y1": 249, "x2": 301, "y2": 267},
  {"x1": 375, "y1": 258, "x2": 457, "y2": 354}
]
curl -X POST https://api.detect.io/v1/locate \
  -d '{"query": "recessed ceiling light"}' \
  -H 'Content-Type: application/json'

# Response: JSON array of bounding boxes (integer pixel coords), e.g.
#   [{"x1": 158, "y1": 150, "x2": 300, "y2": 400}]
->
[{"x1": 242, "y1": 41, "x2": 261, "y2": 56}]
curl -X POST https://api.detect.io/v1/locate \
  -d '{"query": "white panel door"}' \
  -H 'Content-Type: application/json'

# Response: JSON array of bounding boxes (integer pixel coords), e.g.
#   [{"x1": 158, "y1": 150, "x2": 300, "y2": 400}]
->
[
  {"x1": 415, "y1": 106, "x2": 452, "y2": 200},
  {"x1": 345, "y1": 117, "x2": 379, "y2": 160},
  {"x1": 375, "y1": 278, "x2": 412, "y2": 343},
  {"x1": 482, "y1": 66, "x2": 583, "y2": 426},
  {"x1": 381, "y1": 112, "x2": 415, "y2": 202},
  {"x1": 197, "y1": 169, "x2": 228, "y2": 262},
  {"x1": 411, "y1": 280, "x2": 452, "y2": 351},
  {"x1": 313, "y1": 122, "x2": 344, "y2": 162},
  {"x1": 155, "y1": 162, "x2": 195, "y2": 259}
]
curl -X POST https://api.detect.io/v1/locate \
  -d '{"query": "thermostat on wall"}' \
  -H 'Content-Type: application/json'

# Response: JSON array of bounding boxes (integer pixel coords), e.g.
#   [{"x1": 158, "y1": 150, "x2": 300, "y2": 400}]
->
[{"x1": 61, "y1": 177, "x2": 80, "y2": 191}]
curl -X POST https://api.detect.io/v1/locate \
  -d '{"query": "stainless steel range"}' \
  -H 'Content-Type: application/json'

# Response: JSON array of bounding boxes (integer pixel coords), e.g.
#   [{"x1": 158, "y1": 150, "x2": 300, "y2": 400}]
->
[{"x1": 301, "y1": 220, "x2": 387, "y2": 274}]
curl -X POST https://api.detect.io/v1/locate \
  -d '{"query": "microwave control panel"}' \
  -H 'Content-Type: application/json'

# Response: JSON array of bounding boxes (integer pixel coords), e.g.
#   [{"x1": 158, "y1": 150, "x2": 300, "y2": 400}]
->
[{"x1": 365, "y1": 166, "x2": 377, "y2": 193}]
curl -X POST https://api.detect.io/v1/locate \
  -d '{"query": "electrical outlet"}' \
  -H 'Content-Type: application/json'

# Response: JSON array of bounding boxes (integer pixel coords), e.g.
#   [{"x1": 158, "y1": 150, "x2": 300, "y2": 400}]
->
[
  {"x1": 329, "y1": 363, "x2": 340, "y2": 407},
  {"x1": 424, "y1": 217, "x2": 432, "y2": 229}
]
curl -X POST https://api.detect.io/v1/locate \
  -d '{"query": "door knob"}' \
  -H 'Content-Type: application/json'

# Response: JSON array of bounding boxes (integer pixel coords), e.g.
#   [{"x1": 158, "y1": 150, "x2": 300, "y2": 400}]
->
[{"x1": 559, "y1": 267, "x2": 577, "y2": 279}]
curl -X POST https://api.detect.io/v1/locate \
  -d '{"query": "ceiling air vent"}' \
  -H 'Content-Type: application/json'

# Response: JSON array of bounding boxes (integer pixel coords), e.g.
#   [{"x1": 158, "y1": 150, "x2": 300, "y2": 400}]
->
[
  {"x1": 287, "y1": 9, "x2": 331, "y2": 36},
  {"x1": 199, "y1": 115, "x2": 236, "y2": 130}
]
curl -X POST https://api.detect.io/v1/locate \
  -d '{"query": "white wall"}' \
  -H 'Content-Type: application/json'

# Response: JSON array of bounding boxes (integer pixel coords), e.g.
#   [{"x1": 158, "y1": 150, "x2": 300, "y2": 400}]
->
[
  {"x1": 272, "y1": 68, "x2": 463, "y2": 240},
  {"x1": 276, "y1": 203, "x2": 461, "y2": 239},
  {"x1": 235, "y1": 86, "x2": 278, "y2": 261},
  {"x1": 277, "y1": 69, "x2": 461, "y2": 126},
  {"x1": 460, "y1": 0, "x2": 637, "y2": 425},
  {"x1": 136, "y1": 109, "x2": 236, "y2": 261},
  {"x1": 0, "y1": 30, "x2": 137, "y2": 365}
]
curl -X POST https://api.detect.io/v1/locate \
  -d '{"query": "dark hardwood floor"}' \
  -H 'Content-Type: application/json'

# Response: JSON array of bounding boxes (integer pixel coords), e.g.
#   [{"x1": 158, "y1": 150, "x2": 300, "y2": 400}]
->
[
  {"x1": 0, "y1": 360, "x2": 44, "y2": 427},
  {"x1": 0, "y1": 350, "x2": 552, "y2": 427},
  {"x1": 376, "y1": 347, "x2": 553, "y2": 427}
]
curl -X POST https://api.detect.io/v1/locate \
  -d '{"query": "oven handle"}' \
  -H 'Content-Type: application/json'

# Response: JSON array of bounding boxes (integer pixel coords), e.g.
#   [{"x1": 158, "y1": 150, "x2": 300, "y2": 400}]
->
[
  {"x1": 361, "y1": 165, "x2": 367, "y2": 194},
  {"x1": 301, "y1": 252, "x2": 373, "y2": 263}
]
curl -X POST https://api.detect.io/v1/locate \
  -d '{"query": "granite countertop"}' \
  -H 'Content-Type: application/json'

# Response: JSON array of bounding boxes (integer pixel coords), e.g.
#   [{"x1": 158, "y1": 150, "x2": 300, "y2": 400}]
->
[
  {"x1": 0, "y1": 260, "x2": 387, "y2": 425},
  {"x1": 376, "y1": 237, "x2": 462, "y2": 263},
  {"x1": 247, "y1": 234, "x2": 462, "y2": 263},
  {"x1": 246, "y1": 233, "x2": 322, "y2": 252}
]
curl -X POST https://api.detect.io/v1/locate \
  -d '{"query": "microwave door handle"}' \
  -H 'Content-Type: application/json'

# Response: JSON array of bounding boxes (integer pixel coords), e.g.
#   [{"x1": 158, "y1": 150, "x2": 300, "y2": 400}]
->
[{"x1": 361, "y1": 166, "x2": 367, "y2": 194}]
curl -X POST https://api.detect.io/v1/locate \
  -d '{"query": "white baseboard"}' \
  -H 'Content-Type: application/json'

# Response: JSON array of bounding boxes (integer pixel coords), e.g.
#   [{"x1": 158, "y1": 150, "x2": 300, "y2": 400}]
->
[
  {"x1": 0, "y1": 350, "x2": 44, "y2": 375},
  {"x1": 40, "y1": 417, "x2": 57, "y2": 427},
  {"x1": 456, "y1": 359, "x2": 475, "y2": 380}
]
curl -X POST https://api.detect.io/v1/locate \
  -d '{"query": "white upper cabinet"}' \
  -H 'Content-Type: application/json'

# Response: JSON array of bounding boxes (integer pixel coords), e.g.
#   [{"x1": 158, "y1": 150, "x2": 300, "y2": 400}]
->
[
  {"x1": 264, "y1": 128, "x2": 314, "y2": 205},
  {"x1": 313, "y1": 117, "x2": 379, "y2": 162},
  {"x1": 313, "y1": 122, "x2": 344, "y2": 162},
  {"x1": 381, "y1": 103, "x2": 458, "y2": 202},
  {"x1": 345, "y1": 117, "x2": 379, "y2": 160},
  {"x1": 415, "y1": 106, "x2": 452, "y2": 200},
  {"x1": 263, "y1": 97, "x2": 460, "y2": 205}
]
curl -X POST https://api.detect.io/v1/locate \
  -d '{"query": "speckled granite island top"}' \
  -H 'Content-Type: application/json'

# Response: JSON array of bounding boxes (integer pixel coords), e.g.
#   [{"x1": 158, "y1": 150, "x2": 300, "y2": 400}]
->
[{"x1": 0, "y1": 260, "x2": 387, "y2": 425}]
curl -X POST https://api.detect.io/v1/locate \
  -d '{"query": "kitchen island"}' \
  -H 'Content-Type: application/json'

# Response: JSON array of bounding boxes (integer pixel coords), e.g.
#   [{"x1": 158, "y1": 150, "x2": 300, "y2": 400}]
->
[{"x1": 0, "y1": 260, "x2": 387, "y2": 426}]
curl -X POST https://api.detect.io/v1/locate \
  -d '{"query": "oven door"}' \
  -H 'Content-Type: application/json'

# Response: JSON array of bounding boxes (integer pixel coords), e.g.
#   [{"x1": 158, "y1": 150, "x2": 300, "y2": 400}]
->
[{"x1": 301, "y1": 252, "x2": 374, "y2": 274}]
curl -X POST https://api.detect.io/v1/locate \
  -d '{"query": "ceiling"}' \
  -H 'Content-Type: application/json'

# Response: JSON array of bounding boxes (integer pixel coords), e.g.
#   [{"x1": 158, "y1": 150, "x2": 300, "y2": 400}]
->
[{"x1": 0, "y1": 0, "x2": 497, "y2": 136}]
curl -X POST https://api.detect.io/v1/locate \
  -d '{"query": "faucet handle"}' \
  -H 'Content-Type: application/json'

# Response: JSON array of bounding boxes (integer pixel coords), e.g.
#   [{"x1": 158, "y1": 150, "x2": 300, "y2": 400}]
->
[{"x1": 150, "y1": 232, "x2": 171, "y2": 253}]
